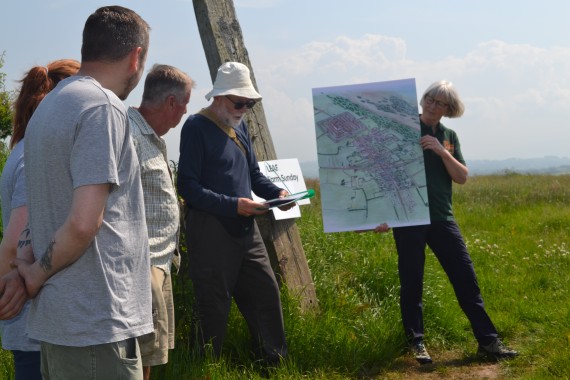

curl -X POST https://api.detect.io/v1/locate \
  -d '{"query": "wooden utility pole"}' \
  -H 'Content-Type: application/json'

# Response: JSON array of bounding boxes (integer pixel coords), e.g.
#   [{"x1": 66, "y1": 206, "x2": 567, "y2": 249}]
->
[{"x1": 192, "y1": 0, "x2": 318, "y2": 311}]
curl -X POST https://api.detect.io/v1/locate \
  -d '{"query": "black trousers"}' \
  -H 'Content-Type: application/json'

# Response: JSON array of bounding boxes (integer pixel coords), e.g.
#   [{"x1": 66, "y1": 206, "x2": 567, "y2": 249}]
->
[
  {"x1": 186, "y1": 209, "x2": 287, "y2": 362},
  {"x1": 393, "y1": 221, "x2": 498, "y2": 346}
]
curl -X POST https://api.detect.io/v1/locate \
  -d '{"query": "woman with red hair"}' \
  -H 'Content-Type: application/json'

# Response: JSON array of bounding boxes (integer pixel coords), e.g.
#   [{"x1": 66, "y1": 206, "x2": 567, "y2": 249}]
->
[{"x1": 0, "y1": 59, "x2": 79, "y2": 380}]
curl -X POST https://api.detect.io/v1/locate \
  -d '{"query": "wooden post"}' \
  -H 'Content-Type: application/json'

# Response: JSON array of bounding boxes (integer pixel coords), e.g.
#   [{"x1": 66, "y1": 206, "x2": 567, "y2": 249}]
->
[{"x1": 192, "y1": 0, "x2": 318, "y2": 311}]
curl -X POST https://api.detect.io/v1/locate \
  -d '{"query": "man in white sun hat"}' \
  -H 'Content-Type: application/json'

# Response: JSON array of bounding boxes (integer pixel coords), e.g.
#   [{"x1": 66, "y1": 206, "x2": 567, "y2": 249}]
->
[{"x1": 177, "y1": 62, "x2": 290, "y2": 366}]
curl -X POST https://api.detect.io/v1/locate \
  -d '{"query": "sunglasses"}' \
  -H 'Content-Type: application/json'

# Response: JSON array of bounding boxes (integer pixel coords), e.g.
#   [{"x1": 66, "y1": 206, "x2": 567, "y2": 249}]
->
[{"x1": 225, "y1": 96, "x2": 257, "y2": 110}]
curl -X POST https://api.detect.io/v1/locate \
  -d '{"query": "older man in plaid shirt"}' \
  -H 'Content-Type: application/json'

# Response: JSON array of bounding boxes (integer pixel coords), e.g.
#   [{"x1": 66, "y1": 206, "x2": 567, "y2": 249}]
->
[{"x1": 128, "y1": 64, "x2": 194, "y2": 380}]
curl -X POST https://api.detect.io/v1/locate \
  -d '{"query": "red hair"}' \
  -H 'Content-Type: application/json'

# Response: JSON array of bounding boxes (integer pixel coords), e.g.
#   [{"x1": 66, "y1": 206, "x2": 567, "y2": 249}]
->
[{"x1": 10, "y1": 59, "x2": 80, "y2": 148}]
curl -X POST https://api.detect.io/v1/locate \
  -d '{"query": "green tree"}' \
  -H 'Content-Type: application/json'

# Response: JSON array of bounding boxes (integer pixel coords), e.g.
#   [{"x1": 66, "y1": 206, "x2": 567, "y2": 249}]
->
[
  {"x1": 0, "y1": 51, "x2": 14, "y2": 140},
  {"x1": 0, "y1": 51, "x2": 11, "y2": 238}
]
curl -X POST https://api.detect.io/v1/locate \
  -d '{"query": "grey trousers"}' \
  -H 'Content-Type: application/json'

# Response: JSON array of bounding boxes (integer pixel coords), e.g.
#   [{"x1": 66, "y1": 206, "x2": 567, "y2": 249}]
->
[
  {"x1": 186, "y1": 209, "x2": 287, "y2": 363},
  {"x1": 40, "y1": 338, "x2": 142, "y2": 380}
]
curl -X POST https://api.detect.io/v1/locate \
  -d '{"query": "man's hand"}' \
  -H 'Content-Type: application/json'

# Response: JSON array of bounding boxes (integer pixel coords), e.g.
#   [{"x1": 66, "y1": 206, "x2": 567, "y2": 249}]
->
[
  {"x1": 12, "y1": 259, "x2": 44, "y2": 299},
  {"x1": 276, "y1": 189, "x2": 296, "y2": 212},
  {"x1": 237, "y1": 197, "x2": 270, "y2": 216},
  {"x1": 0, "y1": 269, "x2": 28, "y2": 320}
]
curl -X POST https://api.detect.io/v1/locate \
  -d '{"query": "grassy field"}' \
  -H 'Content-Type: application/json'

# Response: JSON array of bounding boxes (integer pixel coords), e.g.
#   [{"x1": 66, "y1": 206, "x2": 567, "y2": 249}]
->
[{"x1": 1, "y1": 173, "x2": 569, "y2": 379}]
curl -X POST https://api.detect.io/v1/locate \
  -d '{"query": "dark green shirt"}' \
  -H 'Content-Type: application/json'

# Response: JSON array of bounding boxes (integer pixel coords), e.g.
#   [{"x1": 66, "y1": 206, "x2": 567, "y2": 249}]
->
[{"x1": 421, "y1": 118, "x2": 466, "y2": 222}]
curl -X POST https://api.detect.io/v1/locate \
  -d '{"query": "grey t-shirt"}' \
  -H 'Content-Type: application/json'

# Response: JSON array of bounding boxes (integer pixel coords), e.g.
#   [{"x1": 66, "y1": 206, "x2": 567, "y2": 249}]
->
[
  {"x1": 24, "y1": 76, "x2": 152, "y2": 346},
  {"x1": 0, "y1": 140, "x2": 40, "y2": 351}
]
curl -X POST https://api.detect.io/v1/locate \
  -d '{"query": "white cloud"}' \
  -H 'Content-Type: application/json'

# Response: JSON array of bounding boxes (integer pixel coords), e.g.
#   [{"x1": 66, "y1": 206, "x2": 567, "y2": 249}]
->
[
  {"x1": 250, "y1": 34, "x2": 570, "y2": 163},
  {"x1": 263, "y1": 34, "x2": 410, "y2": 83}
]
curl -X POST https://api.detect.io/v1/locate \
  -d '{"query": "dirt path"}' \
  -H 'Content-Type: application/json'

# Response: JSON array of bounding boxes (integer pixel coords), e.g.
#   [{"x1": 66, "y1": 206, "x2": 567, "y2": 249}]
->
[{"x1": 375, "y1": 351, "x2": 506, "y2": 379}]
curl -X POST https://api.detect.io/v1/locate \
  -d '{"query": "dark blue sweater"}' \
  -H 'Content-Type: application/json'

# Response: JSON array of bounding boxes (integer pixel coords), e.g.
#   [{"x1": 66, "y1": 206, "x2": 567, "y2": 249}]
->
[{"x1": 177, "y1": 113, "x2": 282, "y2": 236}]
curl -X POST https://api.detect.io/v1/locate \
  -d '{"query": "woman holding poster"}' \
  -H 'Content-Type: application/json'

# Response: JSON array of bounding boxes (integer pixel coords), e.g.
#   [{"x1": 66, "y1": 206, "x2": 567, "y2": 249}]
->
[{"x1": 374, "y1": 80, "x2": 518, "y2": 365}]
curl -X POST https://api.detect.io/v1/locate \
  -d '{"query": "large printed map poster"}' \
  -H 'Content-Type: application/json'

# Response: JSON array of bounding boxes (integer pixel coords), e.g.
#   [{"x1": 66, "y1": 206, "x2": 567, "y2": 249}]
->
[{"x1": 312, "y1": 78, "x2": 430, "y2": 233}]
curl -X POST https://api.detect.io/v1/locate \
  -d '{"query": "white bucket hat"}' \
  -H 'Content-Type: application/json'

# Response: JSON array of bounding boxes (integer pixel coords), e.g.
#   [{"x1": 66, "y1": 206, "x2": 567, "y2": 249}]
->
[{"x1": 205, "y1": 62, "x2": 262, "y2": 101}]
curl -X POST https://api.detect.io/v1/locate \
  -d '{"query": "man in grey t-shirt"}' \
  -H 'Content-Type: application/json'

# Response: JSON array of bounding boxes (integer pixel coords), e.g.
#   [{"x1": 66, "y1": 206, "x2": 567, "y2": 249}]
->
[{"x1": 13, "y1": 6, "x2": 153, "y2": 379}]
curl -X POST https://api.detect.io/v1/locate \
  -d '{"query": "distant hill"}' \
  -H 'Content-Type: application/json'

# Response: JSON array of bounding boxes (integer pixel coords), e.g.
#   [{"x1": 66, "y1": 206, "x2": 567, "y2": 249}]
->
[
  {"x1": 467, "y1": 156, "x2": 570, "y2": 175},
  {"x1": 299, "y1": 156, "x2": 570, "y2": 179}
]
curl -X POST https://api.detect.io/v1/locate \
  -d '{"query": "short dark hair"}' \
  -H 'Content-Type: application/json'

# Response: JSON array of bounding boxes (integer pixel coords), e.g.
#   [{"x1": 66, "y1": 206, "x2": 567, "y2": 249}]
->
[
  {"x1": 81, "y1": 6, "x2": 150, "y2": 63},
  {"x1": 142, "y1": 64, "x2": 195, "y2": 105}
]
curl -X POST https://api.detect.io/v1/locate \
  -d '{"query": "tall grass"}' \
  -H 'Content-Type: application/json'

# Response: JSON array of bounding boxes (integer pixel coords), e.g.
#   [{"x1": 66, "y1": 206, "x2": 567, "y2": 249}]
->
[
  {"x1": 1, "y1": 174, "x2": 569, "y2": 379},
  {"x1": 151, "y1": 174, "x2": 570, "y2": 379}
]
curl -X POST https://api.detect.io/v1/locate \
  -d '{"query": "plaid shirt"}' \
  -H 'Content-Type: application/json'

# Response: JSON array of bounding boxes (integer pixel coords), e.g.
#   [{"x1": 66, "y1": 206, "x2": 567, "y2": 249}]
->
[{"x1": 128, "y1": 107, "x2": 180, "y2": 273}]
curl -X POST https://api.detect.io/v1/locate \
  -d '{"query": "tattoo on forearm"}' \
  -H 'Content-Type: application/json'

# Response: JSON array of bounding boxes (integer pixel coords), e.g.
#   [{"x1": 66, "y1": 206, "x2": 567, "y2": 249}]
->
[
  {"x1": 17, "y1": 224, "x2": 32, "y2": 249},
  {"x1": 39, "y1": 240, "x2": 55, "y2": 273}
]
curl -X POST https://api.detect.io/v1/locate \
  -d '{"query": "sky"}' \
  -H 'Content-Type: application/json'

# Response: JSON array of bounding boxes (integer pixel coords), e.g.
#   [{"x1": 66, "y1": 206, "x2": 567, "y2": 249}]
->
[{"x1": 1, "y1": 0, "x2": 569, "y2": 168}]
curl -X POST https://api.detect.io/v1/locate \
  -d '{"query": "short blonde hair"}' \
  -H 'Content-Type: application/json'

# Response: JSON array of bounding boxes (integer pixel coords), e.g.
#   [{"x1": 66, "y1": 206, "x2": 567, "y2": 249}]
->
[{"x1": 420, "y1": 80, "x2": 465, "y2": 118}]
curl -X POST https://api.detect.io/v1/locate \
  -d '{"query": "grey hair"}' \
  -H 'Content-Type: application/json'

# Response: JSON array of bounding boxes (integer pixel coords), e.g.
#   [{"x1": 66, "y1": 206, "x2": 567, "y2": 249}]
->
[
  {"x1": 141, "y1": 64, "x2": 195, "y2": 105},
  {"x1": 420, "y1": 80, "x2": 465, "y2": 118}
]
